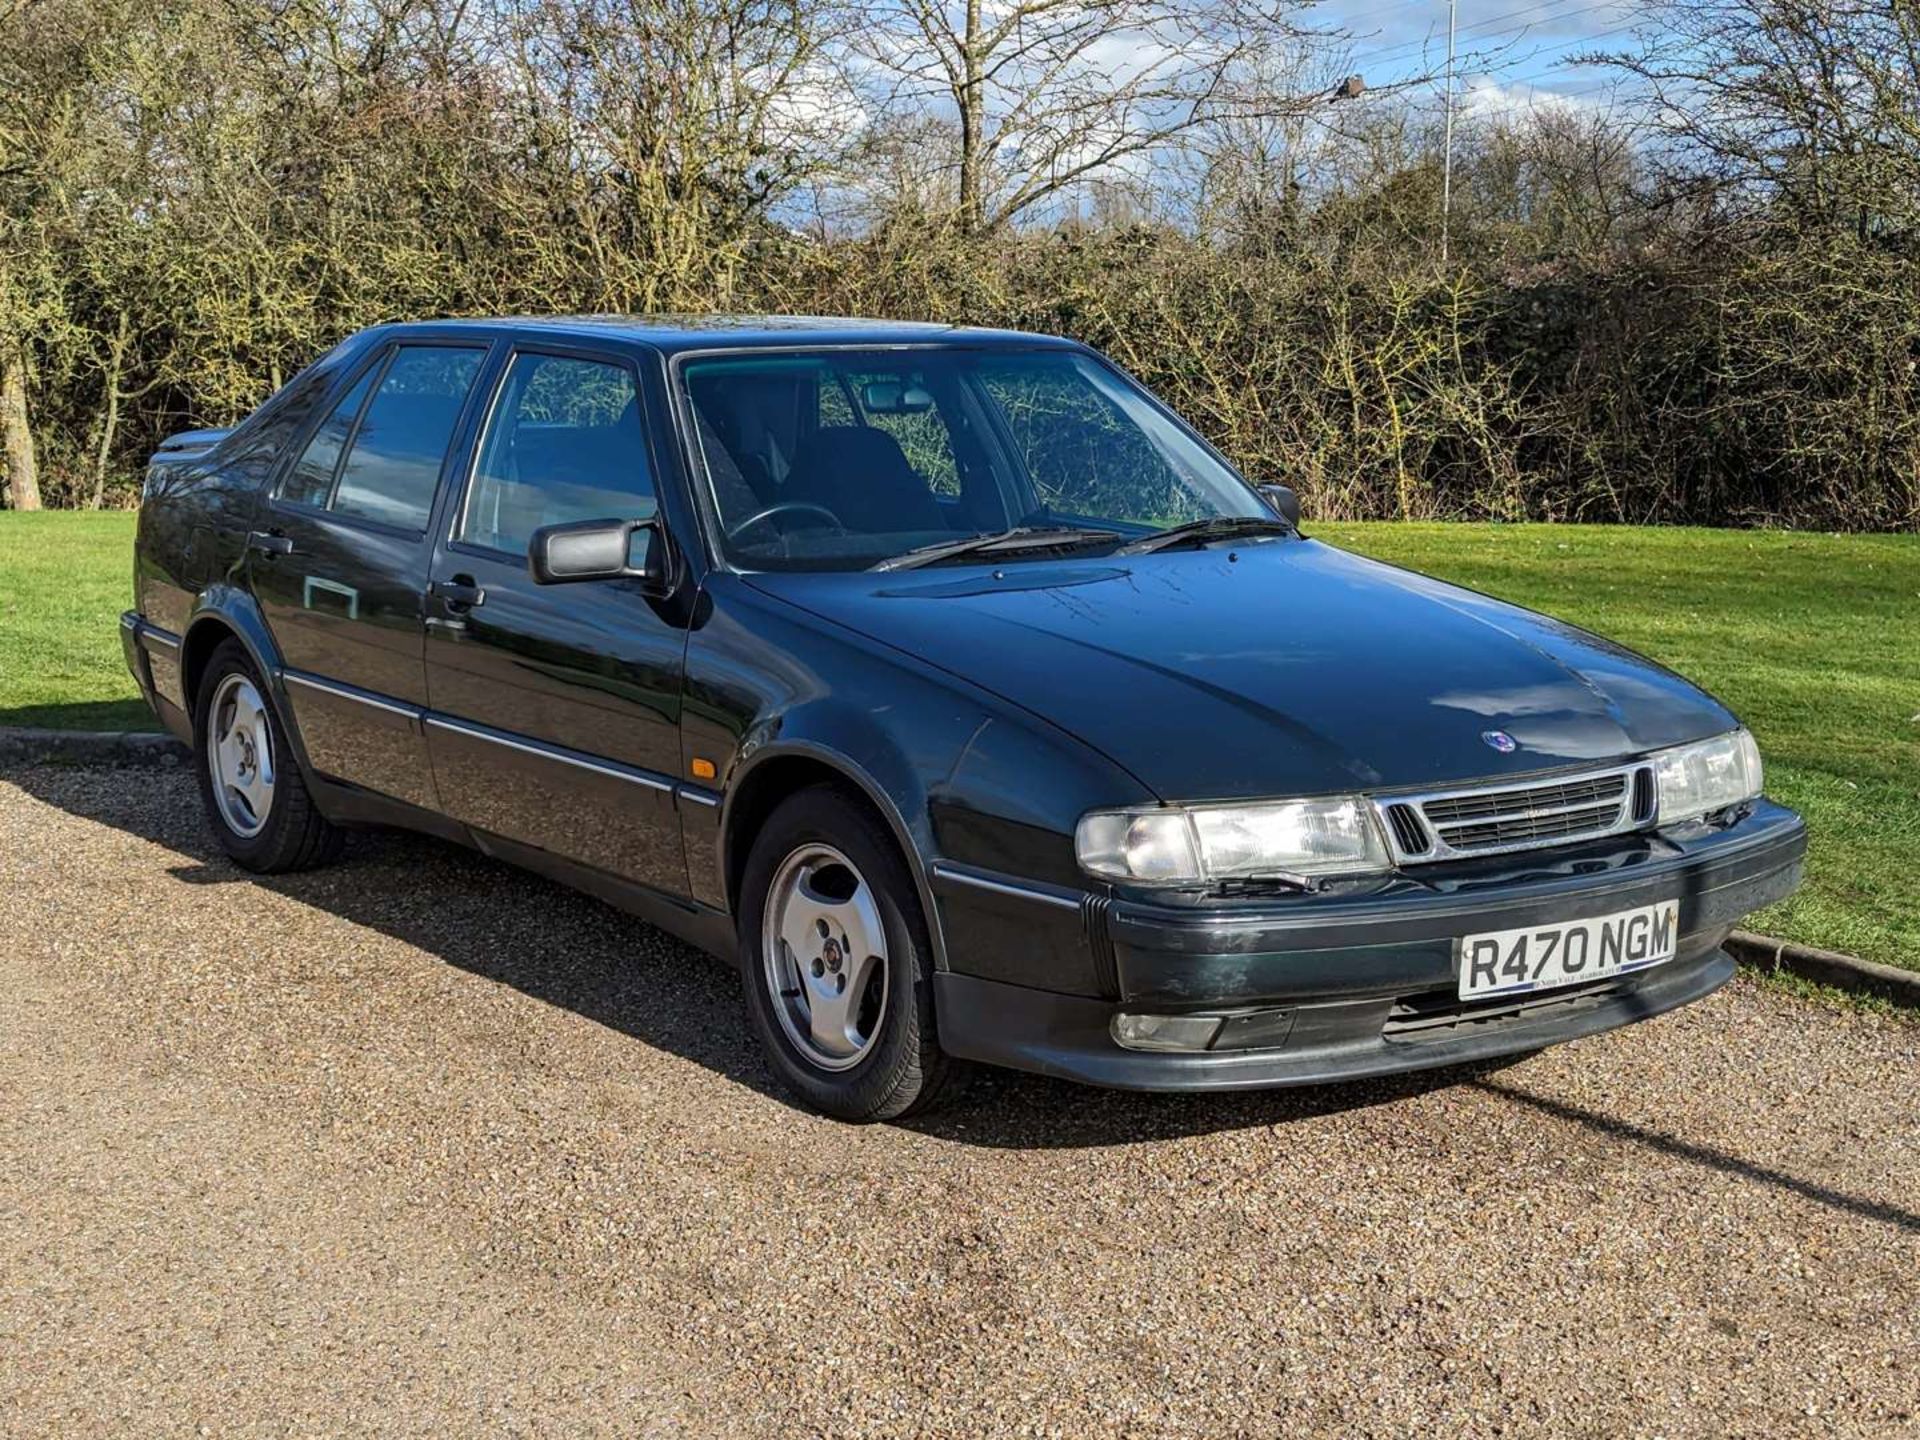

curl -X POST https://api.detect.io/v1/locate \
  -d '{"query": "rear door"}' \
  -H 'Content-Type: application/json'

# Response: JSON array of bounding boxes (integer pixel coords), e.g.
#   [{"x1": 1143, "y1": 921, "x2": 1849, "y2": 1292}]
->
[
  {"x1": 251, "y1": 340, "x2": 490, "y2": 808},
  {"x1": 422, "y1": 343, "x2": 689, "y2": 896}
]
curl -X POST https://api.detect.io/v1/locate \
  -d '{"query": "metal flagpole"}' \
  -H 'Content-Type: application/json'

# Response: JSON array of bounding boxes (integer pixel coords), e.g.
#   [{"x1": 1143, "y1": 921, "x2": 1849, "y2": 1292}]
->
[{"x1": 1441, "y1": 0, "x2": 1458, "y2": 265}]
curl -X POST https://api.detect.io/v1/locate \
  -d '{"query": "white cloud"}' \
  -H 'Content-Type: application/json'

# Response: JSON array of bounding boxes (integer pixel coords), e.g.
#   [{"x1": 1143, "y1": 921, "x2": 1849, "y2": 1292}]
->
[
  {"x1": 1457, "y1": 74, "x2": 1610, "y2": 121},
  {"x1": 760, "y1": 60, "x2": 870, "y2": 147}
]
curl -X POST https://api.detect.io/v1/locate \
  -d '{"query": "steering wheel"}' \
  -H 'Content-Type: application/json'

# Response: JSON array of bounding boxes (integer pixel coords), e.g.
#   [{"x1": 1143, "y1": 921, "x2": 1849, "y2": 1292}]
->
[{"x1": 727, "y1": 500, "x2": 845, "y2": 542}]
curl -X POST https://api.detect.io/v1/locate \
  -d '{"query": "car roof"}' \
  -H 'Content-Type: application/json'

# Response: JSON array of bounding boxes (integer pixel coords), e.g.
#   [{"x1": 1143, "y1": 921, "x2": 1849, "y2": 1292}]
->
[{"x1": 383, "y1": 314, "x2": 1082, "y2": 355}]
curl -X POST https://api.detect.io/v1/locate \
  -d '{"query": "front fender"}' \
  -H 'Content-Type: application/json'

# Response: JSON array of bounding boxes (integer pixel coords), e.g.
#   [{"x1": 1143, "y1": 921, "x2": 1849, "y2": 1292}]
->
[
  {"x1": 686, "y1": 575, "x2": 1151, "y2": 993},
  {"x1": 719, "y1": 727, "x2": 947, "y2": 962}
]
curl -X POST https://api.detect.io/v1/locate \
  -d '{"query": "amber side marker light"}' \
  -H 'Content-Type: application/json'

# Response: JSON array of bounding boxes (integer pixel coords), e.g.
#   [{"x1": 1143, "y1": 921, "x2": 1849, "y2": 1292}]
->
[{"x1": 690, "y1": 758, "x2": 717, "y2": 780}]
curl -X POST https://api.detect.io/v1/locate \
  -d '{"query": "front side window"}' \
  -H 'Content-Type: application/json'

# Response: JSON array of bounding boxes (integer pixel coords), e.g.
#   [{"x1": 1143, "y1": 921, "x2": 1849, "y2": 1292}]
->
[
  {"x1": 682, "y1": 347, "x2": 1265, "y2": 571},
  {"x1": 277, "y1": 344, "x2": 483, "y2": 530},
  {"x1": 458, "y1": 353, "x2": 653, "y2": 556}
]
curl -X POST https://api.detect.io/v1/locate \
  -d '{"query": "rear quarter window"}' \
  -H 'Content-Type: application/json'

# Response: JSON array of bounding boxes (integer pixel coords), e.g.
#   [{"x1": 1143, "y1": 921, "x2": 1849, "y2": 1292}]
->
[{"x1": 220, "y1": 337, "x2": 366, "y2": 488}]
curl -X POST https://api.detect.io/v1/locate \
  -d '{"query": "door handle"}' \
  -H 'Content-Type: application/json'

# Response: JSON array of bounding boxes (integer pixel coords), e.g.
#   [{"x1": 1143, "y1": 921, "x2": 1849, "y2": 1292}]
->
[
  {"x1": 247, "y1": 529, "x2": 295, "y2": 558},
  {"x1": 430, "y1": 577, "x2": 486, "y2": 612}
]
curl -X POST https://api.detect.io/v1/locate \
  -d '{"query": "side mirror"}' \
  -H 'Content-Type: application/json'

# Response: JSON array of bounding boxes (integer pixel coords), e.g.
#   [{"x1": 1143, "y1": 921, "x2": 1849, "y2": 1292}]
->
[
  {"x1": 529, "y1": 517, "x2": 669, "y2": 593},
  {"x1": 1260, "y1": 484, "x2": 1301, "y2": 528}
]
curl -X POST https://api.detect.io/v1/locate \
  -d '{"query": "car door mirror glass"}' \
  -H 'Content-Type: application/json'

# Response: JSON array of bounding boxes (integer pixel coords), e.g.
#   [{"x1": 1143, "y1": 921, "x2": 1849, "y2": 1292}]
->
[{"x1": 529, "y1": 517, "x2": 667, "y2": 590}]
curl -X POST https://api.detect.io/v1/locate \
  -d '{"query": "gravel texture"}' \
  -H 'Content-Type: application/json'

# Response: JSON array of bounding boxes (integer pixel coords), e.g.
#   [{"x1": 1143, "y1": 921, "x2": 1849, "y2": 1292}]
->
[{"x1": 2, "y1": 766, "x2": 1916, "y2": 1438}]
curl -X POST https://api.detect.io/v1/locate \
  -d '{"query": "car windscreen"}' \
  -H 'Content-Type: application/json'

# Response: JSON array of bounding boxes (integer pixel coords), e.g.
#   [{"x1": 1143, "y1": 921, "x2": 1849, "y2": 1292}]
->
[{"x1": 680, "y1": 347, "x2": 1269, "y2": 571}]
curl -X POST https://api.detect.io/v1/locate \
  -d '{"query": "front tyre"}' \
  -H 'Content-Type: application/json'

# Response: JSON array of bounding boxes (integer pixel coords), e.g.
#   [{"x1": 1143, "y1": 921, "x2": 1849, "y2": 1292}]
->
[
  {"x1": 192, "y1": 638, "x2": 342, "y2": 873},
  {"x1": 738, "y1": 786, "x2": 955, "y2": 1121}
]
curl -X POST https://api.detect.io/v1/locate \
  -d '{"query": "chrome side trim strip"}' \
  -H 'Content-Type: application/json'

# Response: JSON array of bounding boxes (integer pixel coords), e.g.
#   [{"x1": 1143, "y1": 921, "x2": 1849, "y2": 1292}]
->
[
  {"x1": 930, "y1": 861, "x2": 1084, "y2": 912},
  {"x1": 128, "y1": 616, "x2": 182, "y2": 650},
  {"x1": 676, "y1": 786, "x2": 722, "y2": 810},
  {"x1": 283, "y1": 670, "x2": 422, "y2": 722},
  {"x1": 423, "y1": 714, "x2": 674, "y2": 794}
]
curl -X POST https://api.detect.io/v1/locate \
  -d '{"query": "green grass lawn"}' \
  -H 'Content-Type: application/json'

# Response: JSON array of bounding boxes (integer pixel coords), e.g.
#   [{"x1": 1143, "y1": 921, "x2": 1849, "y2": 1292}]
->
[
  {"x1": 0, "y1": 512, "x2": 153, "y2": 731},
  {"x1": 2, "y1": 511, "x2": 1916, "y2": 970},
  {"x1": 1320, "y1": 523, "x2": 1920, "y2": 973}
]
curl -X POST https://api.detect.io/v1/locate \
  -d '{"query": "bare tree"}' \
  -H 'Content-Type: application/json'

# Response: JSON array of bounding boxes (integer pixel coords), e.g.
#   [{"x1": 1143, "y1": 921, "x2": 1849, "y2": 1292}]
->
[
  {"x1": 849, "y1": 0, "x2": 1316, "y2": 232},
  {"x1": 1467, "y1": 106, "x2": 1643, "y2": 259},
  {"x1": 488, "y1": 0, "x2": 860, "y2": 306},
  {"x1": 1614, "y1": 0, "x2": 1920, "y2": 236},
  {"x1": 1183, "y1": 35, "x2": 1351, "y2": 243},
  {"x1": 0, "y1": 337, "x2": 41, "y2": 510}
]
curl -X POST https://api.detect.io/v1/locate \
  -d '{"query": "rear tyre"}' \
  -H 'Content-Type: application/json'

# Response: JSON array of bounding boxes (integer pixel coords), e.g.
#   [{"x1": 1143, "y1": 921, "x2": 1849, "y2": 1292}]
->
[
  {"x1": 192, "y1": 638, "x2": 342, "y2": 873},
  {"x1": 738, "y1": 785, "x2": 956, "y2": 1121}
]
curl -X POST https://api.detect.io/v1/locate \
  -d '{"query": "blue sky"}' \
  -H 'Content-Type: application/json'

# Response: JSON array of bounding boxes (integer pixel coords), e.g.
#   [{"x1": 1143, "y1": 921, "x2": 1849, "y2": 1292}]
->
[{"x1": 1308, "y1": 1, "x2": 1649, "y2": 114}]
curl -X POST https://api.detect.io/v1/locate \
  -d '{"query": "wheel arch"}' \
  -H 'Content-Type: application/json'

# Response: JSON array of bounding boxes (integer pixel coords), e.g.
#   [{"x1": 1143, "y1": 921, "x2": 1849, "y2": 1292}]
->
[
  {"x1": 720, "y1": 741, "x2": 952, "y2": 973},
  {"x1": 179, "y1": 614, "x2": 241, "y2": 715},
  {"x1": 177, "y1": 587, "x2": 321, "y2": 786},
  {"x1": 180, "y1": 587, "x2": 282, "y2": 706}
]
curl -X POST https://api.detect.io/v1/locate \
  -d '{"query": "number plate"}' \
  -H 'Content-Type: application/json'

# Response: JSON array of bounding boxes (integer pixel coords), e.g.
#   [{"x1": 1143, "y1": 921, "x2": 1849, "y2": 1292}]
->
[{"x1": 1457, "y1": 900, "x2": 1679, "y2": 1000}]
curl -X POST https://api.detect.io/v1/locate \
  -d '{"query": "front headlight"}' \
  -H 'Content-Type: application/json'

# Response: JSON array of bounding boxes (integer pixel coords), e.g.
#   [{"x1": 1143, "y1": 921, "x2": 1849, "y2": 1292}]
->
[
  {"x1": 1653, "y1": 728, "x2": 1763, "y2": 824},
  {"x1": 1075, "y1": 796, "x2": 1391, "y2": 885}
]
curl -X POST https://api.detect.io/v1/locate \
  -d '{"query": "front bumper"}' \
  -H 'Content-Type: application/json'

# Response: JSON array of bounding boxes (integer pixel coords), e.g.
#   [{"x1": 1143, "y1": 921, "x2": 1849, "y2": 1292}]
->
[{"x1": 933, "y1": 800, "x2": 1806, "y2": 1091}]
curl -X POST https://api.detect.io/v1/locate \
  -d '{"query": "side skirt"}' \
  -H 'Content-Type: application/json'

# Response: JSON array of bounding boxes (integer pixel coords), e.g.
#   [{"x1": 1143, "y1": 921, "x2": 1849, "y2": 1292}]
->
[
  {"x1": 304, "y1": 773, "x2": 736, "y2": 963},
  {"x1": 472, "y1": 829, "x2": 737, "y2": 963},
  {"x1": 306, "y1": 772, "x2": 472, "y2": 845}
]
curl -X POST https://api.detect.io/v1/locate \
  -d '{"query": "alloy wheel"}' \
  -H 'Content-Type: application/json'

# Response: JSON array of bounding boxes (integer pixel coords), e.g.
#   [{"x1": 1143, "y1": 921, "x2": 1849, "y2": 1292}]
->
[
  {"x1": 207, "y1": 673, "x2": 276, "y2": 838},
  {"x1": 761, "y1": 842, "x2": 890, "y2": 1072}
]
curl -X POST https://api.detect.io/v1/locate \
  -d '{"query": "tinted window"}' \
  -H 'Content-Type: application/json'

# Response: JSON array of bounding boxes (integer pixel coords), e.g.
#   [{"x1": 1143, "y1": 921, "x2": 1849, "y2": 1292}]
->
[
  {"x1": 280, "y1": 368, "x2": 375, "y2": 509},
  {"x1": 227, "y1": 336, "x2": 365, "y2": 489},
  {"x1": 459, "y1": 354, "x2": 653, "y2": 555},
  {"x1": 328, "y1": 346, "x2": 484, "y2": 530}
]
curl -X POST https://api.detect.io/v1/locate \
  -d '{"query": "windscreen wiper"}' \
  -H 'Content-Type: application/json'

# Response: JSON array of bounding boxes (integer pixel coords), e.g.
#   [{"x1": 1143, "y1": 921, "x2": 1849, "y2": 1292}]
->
[
  {"x1": 1113, "y1": 515, "x2": 1296, "y2": 556},
  {"x1": 870, "y1": 526, "x2": 1123, "y2": 572}
]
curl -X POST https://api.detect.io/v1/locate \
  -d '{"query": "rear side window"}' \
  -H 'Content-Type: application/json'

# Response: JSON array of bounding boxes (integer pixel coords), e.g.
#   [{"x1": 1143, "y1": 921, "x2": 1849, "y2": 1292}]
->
[
  {"x1": 458, "y1": 353, "x2": 653, "y2": 555},
  {"x1": 278, "y1": 344, "x2": 483, "y2": 531},
  {"x1": 280, "y1": 369, "x2": 375, "y2": 509}
]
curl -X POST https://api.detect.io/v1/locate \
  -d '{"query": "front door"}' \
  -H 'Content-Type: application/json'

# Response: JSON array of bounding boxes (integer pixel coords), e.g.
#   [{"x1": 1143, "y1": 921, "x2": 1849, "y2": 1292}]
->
[
  {"x1": 251, "y1": 341, "x2": 489, "y2": 809},
  {"x1": 422, "y1": 346, "x2": 689, "y2": 896}
]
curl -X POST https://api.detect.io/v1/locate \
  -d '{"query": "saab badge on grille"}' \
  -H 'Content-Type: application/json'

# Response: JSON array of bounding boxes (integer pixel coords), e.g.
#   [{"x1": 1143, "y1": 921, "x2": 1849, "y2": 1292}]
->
[{"x1": 1481, "y1": 730, "x2": 1519, "y2": 754}]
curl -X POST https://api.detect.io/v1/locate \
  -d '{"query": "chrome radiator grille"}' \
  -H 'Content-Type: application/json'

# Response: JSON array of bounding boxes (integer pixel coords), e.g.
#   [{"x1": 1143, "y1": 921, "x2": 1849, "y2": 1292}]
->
[{"x1": 1377, "y1": 763, "x2": 1655, "y2": 863}]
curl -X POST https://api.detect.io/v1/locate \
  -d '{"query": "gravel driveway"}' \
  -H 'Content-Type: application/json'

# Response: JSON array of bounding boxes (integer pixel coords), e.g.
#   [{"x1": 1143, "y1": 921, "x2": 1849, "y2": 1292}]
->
[{"x1": 2, "y1": 765, "x2": 1915, "y2": 1437}]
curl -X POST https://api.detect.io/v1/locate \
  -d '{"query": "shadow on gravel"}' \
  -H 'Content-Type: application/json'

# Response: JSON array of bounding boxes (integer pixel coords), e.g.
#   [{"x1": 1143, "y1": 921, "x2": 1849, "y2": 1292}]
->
[
  {"x1": 1476, "y1": 1081, "x2": 1920, "y2": 1234},
  {"x1": 15, "y1": 763, "x2": 1918, "y2": 1211},
  {"x1": 12, "y1": 764, "x2": 1496, "y2": 1147},
  {"x1": 902, "y1": 1062, "x2": 1499, "y2": 1149}
]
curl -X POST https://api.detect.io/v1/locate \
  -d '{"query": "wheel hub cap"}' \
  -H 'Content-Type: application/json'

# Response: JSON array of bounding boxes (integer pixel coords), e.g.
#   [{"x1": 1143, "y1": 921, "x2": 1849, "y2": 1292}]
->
[
  {"x1": 761, "y1": 843, "x2": 889, "y2": 1072},
  {"x1": 208, "y1": 674, "x2": 276, "y2": 839}
]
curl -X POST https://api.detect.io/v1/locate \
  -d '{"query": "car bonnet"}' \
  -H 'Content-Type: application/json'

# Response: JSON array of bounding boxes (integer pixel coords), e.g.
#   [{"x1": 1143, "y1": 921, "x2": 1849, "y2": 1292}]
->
[{"x1": 743, "y1": 539, "x2": 1738, "y2": 802}]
